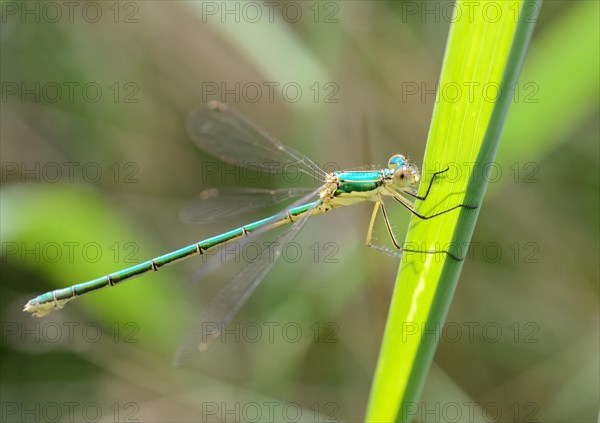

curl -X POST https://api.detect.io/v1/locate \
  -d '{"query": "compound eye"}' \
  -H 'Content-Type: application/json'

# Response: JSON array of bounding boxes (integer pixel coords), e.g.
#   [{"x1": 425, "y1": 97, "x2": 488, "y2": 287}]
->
[
  {"x1": 394, "y1": 168, "x2": 406, "y2": 181},
  {"x1": 388, "y1": 154, "x2": 406, "y2": 169}
]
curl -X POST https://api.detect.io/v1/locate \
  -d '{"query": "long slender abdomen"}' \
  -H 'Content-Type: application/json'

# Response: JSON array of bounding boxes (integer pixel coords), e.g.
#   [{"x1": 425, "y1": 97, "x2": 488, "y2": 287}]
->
[{"x1": 24, "y1": 201, "x2": 324, "y2": 317}]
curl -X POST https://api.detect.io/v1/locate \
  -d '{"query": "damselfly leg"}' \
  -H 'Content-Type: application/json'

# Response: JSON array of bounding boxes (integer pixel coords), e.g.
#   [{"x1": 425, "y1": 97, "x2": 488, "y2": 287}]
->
[{"x1": 367, "y1": 166, "x2": 477, "y2": 261}]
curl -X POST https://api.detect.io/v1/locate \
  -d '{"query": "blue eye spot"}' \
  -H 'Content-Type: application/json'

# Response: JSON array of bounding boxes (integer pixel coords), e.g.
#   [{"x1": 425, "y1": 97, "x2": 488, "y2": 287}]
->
[{"x1": 387, "y1": 154, "x2": 406, "y2": 169}]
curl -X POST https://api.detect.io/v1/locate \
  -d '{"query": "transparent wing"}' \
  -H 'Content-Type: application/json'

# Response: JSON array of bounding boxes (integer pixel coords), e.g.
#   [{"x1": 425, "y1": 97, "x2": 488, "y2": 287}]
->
[
  {"x1": 173, "y1": 195, "x2": 319, "y2": 365},
  {"x1": 186, "y1": 101, "x2": 326, "y2": 179},
  {"x1": 180, "y1": 187, "x2": 316, "y2": 224},
  {"x1": 182, "y1": 187, "x2": 322, "y2": 282}
]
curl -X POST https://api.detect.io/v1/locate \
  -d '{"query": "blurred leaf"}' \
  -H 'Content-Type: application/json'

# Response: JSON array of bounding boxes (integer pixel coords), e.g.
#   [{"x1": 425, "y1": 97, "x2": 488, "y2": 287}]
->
[{"x1": 499, "y1": 0, "x2": 600, "y2": 163}]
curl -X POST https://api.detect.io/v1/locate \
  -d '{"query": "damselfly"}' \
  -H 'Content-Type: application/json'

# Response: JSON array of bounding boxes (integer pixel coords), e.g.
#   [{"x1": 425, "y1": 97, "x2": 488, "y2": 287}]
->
[{"x1": 24, "y1": 101, "x2": 476, "y2": 362}]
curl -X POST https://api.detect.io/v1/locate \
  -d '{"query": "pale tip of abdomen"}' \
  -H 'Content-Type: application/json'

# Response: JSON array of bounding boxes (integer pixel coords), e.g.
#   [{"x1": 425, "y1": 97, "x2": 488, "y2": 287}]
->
[
  {"x1": 23, "y1": 298, "x2": 44, "y2": 317},
  {"x1": 23, "y1": 297, "x2": 69, "y2": 317}
]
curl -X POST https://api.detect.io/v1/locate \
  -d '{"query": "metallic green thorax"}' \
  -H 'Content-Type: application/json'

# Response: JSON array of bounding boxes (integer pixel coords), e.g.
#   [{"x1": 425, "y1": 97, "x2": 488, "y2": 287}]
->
[{"x1": 334, "y1": 170, "x2": 390, "y2": 194}]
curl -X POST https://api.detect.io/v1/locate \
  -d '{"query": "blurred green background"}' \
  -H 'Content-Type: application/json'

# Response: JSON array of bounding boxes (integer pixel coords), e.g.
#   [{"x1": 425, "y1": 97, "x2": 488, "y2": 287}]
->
[{"x1": 1, "y1": 1, "x2": 598, "y2": 422}]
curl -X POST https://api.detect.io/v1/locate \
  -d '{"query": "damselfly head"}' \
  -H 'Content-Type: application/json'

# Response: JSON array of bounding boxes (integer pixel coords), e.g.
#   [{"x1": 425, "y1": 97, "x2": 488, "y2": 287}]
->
[{"x1": 387, "y1": 154, "x2": 420, "y2": 187}]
